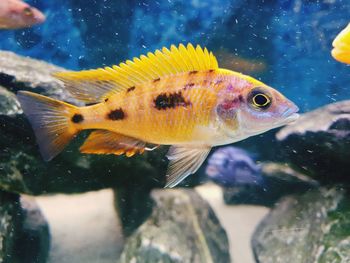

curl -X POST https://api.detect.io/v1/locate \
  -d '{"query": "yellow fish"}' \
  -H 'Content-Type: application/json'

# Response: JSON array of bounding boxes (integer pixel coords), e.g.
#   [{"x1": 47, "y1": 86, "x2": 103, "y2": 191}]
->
[
  {"x1": 17, "y1": 44, "x2": 299, "y2": 187},
  {"x1": 332, "y1": 23, "x2": 350, "y2": 64}
]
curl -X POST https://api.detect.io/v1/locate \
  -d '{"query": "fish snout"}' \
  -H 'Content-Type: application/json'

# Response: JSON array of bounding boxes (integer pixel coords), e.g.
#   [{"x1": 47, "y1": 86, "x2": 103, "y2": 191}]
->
[
  {"x1": 32, "y1": 8, "x2": 46, "y2": 23},
  {"x1": 281, "y1": 100, "x2": 299, "y2": 122}
]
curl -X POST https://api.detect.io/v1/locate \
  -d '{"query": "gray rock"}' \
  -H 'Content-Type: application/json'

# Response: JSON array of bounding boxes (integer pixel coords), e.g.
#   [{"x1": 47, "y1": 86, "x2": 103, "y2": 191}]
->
[
  {"x1": 276, "y1": 100, "x2": 350, "y2": 184},
  {"x1": 0, "y1": 192, "x2": 21, "y2": 263},
  {"x1": 119, "y1": 189, "x2": 230, "y2": 263},
  {"x1": 252, "y1": 187, "x2": 350, "y2": 263},
  {"x1": 0, "y1": 86, "x2": 21, "y2": 116},
  {"x1": 0, "y1": 191, "x2": 49, "y2": 263},
  {"x1": 12, "y1": 196, "x2": 50, "y2": 263},
  {"x1": 0, "y1": 51, "x2": 168, "y2": 194},
  {"x1": 114, "y1": 187, "x2": 153, "y2": 237},
  {"x1": 223, "y1": 162, "x2": 318, "y2": 207},
  {"x1": 0, "y1": 51, "x2": 71, "y2": 102}
]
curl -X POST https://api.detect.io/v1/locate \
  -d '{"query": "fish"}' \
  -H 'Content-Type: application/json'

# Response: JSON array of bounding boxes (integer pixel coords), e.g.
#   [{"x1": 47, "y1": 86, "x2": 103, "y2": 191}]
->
[
  {"x1": 331, "y1": 23, "x2": 350, "y2": 64},
  {"x1": 205, "y1": 146, "x2": 263, "y2": 187},
  {"x1": 0, "y1": 0, "x2": 45, "y2": 29},
  {"x1": 16, "y1": 43, "x2": 299, "y2": 188}
]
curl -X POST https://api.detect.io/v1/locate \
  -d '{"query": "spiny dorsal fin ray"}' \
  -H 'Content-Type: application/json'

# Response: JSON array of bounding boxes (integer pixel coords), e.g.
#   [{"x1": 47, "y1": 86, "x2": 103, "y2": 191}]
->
[
  {"x1": 53, "y1": 43, "x2": 219, "y2": 103},
  {"x1": 165, "y1": 146, "x2": 211, "y2": 188}
]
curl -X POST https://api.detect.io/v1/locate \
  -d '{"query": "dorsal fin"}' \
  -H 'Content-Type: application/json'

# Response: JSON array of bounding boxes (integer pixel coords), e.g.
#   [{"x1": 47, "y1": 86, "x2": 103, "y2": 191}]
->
[{"x1": 53, "y1": 43, "x2": 219, "y2": 103}]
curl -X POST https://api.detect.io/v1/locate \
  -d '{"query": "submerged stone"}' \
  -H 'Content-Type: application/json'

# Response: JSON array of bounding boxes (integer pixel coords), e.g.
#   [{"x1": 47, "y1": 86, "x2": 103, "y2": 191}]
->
[
  {"x1": 0, "y1": 192, "x2": 49, "y2": 263},
  {"x1": 119, "y1": 189, "x2": 230, "y2": 263},
  {"x1": 12, "y1": 196, "x2": 50, "y2": 263},
  {"x1": 0, "y1": 192, "x2": 21, "y2": 263},
  {"x1": 252, "y1": 187, "x2": 350, "y2": 263},
  {"x1": 223, "y1": 162, "x2": 318, "y2": 207},
  {"x1": 276, "y1": 100, "x2": 350, "y2": 184}
]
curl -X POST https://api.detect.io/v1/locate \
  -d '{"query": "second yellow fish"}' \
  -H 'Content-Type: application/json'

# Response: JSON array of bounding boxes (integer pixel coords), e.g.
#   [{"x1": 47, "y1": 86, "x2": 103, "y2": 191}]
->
[
  {"x1": 332, "y1": 23, "x2": 350, "y2": 64},
  {"x1": 17, "y1": 44, "x2": 299, "y2": 187}
]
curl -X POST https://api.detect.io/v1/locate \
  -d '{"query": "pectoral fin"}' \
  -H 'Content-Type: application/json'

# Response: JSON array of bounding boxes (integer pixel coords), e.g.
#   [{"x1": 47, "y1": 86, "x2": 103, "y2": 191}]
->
[
  {"x1": 165, "y1": 146, "x2": 211, "y2": 188},
  {"x1": 80, "y1": 130, "x2": 150, "y2": 157}
]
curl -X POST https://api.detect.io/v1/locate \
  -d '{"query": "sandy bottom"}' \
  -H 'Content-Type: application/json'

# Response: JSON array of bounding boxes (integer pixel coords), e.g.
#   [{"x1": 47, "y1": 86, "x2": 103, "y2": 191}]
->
[
  {"x1": 36, "y1": 185, "x2": 269, "y2": 263},
  {"x1": 36, "y1": 189, "x2": 124, "y2": 263}
]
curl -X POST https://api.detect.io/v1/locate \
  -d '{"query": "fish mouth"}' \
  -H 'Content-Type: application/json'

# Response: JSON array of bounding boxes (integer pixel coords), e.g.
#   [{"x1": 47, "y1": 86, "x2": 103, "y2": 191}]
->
[
  {"x1": 271, "y1": 107, "x2": 299, "y2": 128},
  {"x1": 282, "y1": 113, "x2": 299, "y2": 125},
  {"x1": 281, "y1": 103, "x2": 299, "y2": 123}
]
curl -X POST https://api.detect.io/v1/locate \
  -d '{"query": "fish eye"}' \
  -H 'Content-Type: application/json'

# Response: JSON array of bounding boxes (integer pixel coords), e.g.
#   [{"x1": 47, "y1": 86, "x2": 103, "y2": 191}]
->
[
  {"x1": 23, "y1": 7, "x2": 33, "y2": 16},
  {"x1": 248, "y1": 88, "x2": 271, "y2": 110}
]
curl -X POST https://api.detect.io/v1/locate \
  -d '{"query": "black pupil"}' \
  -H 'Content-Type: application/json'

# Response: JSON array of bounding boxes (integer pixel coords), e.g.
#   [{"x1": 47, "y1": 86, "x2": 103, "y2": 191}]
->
[
  {"x1": 254, "y1": 94, "x2": 268, "y2": 106},
  {"x1": 24, "y1": 7, "x2": 32, "y2": 15}
]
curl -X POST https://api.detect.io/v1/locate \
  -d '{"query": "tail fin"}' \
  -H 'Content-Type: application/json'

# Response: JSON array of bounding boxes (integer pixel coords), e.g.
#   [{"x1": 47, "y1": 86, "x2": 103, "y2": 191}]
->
[{"x1": 17, "y1": 91, "x2": 80, "y2": 161}]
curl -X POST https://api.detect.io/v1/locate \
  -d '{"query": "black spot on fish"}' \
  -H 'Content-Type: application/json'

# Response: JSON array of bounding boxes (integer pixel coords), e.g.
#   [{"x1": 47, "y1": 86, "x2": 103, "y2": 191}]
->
[
  {"x1": 72, "y1": 114, "x2": 84, "y2": 123},
  {"x1": 238, "y1": 95, "x2": 244, "y2": 102},
  {"x1": 208, "y1": 69, "x2": 215, "y2": 73},
  {"x1": 104, "y1": 98, "x2": 109, "y2": 102},
  {"x1": 189, "y1": 70, "x2": 198, "y2": 75},
  {"x1": 127, "y1": 86, "x2": 135, "y2": 93},
  {"x1": 153, "y1": 78, "x2": 160, "y2": 83},
  {"x1": 107, "y1": 108, "x2": 125, "y2": 120},
  {"x1": 154, "y1": 92, "x2": 191, "y2": 110},
  {"x1": 183, "y1": 83, "x2": 195, "y2": 90}
]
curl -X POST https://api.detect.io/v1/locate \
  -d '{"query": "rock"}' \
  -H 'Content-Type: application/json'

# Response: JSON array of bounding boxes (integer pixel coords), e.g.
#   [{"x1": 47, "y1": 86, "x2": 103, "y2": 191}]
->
[
  {"x1": 252, "y1": 187, "x2": 350, "y2": 263},
  {"x1": 276, "y1": 100, "x2": 350, "y2": 184},
  {"x1": 0, "y1": 86, "x2": 21, "y2": 116},
  {"x1": 223, "y1": 162, "x2": 318, "y2": 207},
  {"x1": 0, "y1": 192, "x2": 21, "y2": 263},
  {"x1": 114, "y1": 187, "x2": 153, "y2": 237},
  {"x1": 12, "y1": 196, "x2": 50, "y2": 263},
  {"x1": 0, "y1": 192, "x2": 49, "y2": 263},
  {"x1": 119, "y1": 189, "x2": 230, "y2": 263},
  {"x1": 0, "y1": 51, "x2": 168, "y2": 194}
]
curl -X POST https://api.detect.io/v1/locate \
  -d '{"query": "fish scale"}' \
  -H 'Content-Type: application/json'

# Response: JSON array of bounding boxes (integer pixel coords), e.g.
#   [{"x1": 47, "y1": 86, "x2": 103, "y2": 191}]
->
[{"x1": 114, "y1": 72, "x2": 217, "y2": 144}]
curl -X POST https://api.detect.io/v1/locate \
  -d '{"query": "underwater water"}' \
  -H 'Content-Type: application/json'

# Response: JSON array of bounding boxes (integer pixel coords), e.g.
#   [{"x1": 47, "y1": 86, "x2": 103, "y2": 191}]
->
[{"x1": 0, "y1": 0, "x2": 350, "y2": 263}]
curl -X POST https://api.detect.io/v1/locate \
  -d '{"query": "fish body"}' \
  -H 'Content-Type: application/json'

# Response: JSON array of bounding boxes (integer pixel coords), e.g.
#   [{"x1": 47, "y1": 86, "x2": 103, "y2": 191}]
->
[
  {"x1": 332, "y1": 23, "x2": 350, "y2": 64},
  {"x1": 17, "y1": 44, "x2": 299, "y2": 187},
  {"x1": 68, "y1": 69, "x2": 266, "y2": 146},
  {"x1": 0, "y1": 0, "x2": 45, "y2": 29},
  {"x1": 206, "y1": 146, "x2": 263, "y2": 187}
]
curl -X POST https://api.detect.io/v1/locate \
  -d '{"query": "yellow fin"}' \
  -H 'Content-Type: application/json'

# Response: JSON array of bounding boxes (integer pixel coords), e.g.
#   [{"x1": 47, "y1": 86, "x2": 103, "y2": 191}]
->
[
  {"x1": 165, "y1": 146, "x2": 211, "y2": 188},
  {"x1": 80, "y1": 130, "x2": 147, "y2": 156},
  {"x1": 53, "y1": 43, "x2": 219, "y2": 103},
  {"x1": 16, "y1": 91, "x2": 79, "y2": 161}
]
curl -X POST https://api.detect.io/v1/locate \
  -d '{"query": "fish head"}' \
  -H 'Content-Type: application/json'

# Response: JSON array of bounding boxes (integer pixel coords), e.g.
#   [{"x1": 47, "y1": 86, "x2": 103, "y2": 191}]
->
[
  {"x1": 6, "y1": 1, "x2": 45, "y2": 29},
  {"x1": 216, "y1": 74, "x2": 299, "y2": 138}
]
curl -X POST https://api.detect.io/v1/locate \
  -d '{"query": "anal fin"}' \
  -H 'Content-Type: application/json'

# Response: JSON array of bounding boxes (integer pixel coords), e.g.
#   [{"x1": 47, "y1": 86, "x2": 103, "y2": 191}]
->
[
  {"x1": 165, "y1": 146, "x2": 211, "y2": 188},
  {"x1": 80, "y1": 130, "x2": 149, "y2": 157}
]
